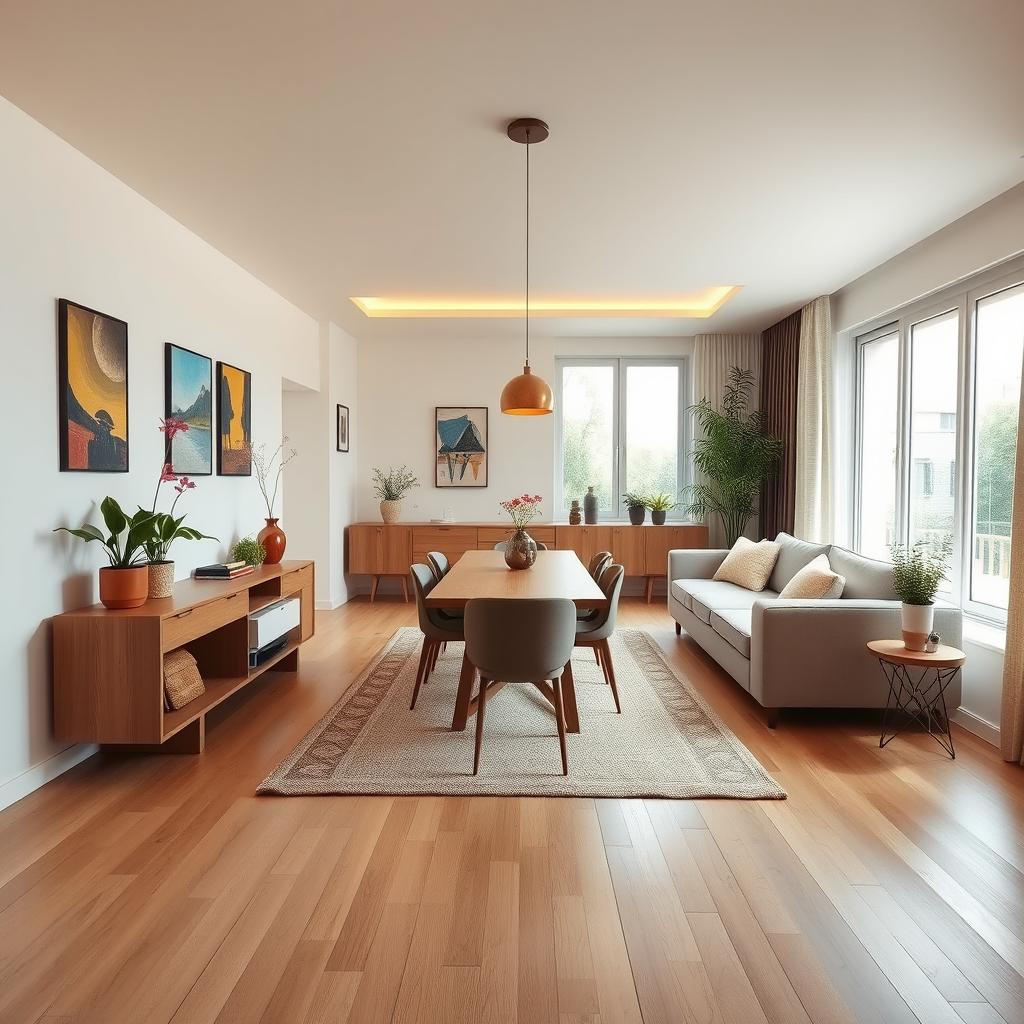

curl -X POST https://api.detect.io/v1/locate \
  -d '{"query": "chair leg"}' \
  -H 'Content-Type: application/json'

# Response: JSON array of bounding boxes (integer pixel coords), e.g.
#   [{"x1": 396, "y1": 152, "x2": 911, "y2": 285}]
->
[
  {"x1": 594, "y1": 646, "x2": 601, "y2": 665},
  {"x1": 552, "y1": 676, "x2": 568, "y2": 775},
  {"x1": 601, "y1": 640, "x2": 621, "y2": 714},
  {"x1": 428, "y1": 641, "x2": 440, "y2": 674},
  {"x1": 411, "y1": 638, "x2": 430, "y2": 709},
  {"x1": 675, "y1": 621, "x2": 682, "y2": 635},
  {"x1": 473, "y1": 676, "x2": 488, "y2": 775},
  {"x1": 597, "y1": 644, "x2": 611, "y2": 685}
]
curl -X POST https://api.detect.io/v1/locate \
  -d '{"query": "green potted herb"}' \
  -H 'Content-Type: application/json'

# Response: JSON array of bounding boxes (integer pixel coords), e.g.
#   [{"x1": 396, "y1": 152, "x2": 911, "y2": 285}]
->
[
  {"x1": 622, "y1": 492, "x2": 648, "y2": 526},
  {"x1": 231, "y1": 536, "x2": 266, "y2": 567},
  {"x1": 372, "y1": 466, "x2": 420, "y2": 524},
  {"x1": 55, "y1": 498, "x2": 158, "y2": 609},
  {"x1": 889, "y1": 538, "x2": 953, "y2": 650},
  {"x1": 646, "y1": 493, "x2": 679, "y2": 525}
]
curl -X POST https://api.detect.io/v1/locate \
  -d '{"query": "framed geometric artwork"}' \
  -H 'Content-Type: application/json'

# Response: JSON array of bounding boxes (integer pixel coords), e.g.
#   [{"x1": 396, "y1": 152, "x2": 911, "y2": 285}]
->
[
  {"x1": 336, "y1": 404, "x2": 350, "y2": 453},
  {"x1": 164, "y1": 343, "x2": 213, "y2": 475},
  {"x1": 435, "y1": 406, "x2": 487, "y2": 487},
  {"x1": 58, "y1": 298, "x2": 129, "y2": 472},
  {"x1": 216, "y1": 360, "x2": 252, "y2": 476}
]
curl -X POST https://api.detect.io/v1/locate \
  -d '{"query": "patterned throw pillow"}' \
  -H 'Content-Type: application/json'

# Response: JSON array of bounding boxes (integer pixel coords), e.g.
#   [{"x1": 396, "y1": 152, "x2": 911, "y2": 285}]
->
[
  {"x1": 713, "y1": 537, "x2": 782, "y2": 592},
  {"x1": 778, "y1": 553, "x2": 846, "y2": 599}
]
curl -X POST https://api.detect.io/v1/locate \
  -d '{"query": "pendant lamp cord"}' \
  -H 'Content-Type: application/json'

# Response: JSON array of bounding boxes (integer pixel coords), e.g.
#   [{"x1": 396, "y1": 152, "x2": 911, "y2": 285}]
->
[{"x1": 525, "y1": 128, "x2": 530, "y2": 369}]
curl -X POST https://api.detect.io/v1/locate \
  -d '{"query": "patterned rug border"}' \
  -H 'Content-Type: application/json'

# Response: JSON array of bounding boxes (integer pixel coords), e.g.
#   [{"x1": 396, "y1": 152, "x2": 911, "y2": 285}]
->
[{"x1": 258, "y1": 627, "x2": 786, "y2": 800}]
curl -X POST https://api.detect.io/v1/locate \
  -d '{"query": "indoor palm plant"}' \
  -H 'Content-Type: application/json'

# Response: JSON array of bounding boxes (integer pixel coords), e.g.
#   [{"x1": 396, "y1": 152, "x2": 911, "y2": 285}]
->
[
  {"x1": 889, "y1": 537, "x2": 953, "y2": 650},
  {"x1": 684, "y1": 367, "x2": 783, "y2": 545},
  {"x1": 622, "y1": 492, "x2": 648, "y2": 526},
  {"x1": 372, "y1": 466, "x2": 419, "y2": 524},
  {"x1": 646, "y1": 493, "x2": 679, "y2": 526}
]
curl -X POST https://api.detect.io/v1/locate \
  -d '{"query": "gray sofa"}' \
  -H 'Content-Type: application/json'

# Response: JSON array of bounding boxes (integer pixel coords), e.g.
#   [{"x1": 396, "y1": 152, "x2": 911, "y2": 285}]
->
[{"x1": 668, "y1": 533, "x2": 962, "y2": 724}]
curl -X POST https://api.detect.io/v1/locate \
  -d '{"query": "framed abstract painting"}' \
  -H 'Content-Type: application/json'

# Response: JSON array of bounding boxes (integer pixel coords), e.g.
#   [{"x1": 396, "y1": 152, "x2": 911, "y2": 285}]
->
[
  {"x1": 435, "y1": 406, "x2": 487, "y2": 487},
  {"x1": 164, "y1": 343, "x2": 213, "y2": 475},
  {"x1": 336, "y1": 404, "x2": 350, "y2": 452},
  {"x1": 216, "y1": 360, "x2": 252, "y2": 476},
  {"x1": 58, "y1": 298, "x2": 129, "y2": 472}
]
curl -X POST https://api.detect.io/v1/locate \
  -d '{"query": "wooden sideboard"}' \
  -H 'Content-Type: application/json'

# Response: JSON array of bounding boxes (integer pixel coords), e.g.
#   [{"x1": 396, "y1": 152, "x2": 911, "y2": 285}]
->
[
  {"x1": 52, "y1": 560, "x2": 314, "y2": 753},
  {"x1": 346, "y1": 522, "x2": 708, "y2": 602}
]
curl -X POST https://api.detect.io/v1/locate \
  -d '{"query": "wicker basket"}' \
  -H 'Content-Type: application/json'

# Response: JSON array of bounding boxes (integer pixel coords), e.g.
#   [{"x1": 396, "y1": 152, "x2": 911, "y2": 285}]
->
[
  {"x1": 163, "y1": 648, "x2": 205, "y2": 710},
  {"x1": 148, "y1": 560, "x2": 175, "y2": 599}
]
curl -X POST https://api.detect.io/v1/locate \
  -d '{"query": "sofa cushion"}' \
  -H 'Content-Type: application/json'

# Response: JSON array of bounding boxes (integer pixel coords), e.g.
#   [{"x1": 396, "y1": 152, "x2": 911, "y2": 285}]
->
[
  {"x1": 676, "y1": 579, "x2": 779, "y2": 624},
  {"x1": 779, "y1": 553, "x2": 846, "y2": 599},
  {"x1": 828, "y1": 545, "x2": 899, "y2": 600},
  {"x1": 713, "y1": 537, "x2": 781, "y2": 592},
  {"x1": 710, "y1": 609, "x2": 752, "y2": 658},
  {"x1": 769, "y1": 532, "x2": 832, "y2": 593}
]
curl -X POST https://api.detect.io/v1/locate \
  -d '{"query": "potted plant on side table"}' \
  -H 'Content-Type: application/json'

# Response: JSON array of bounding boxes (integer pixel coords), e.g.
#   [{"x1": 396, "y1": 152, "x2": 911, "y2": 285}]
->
[
  {"x1": 889, "y1": 537, "x2": 953, "y2": 651},
  {"x1": 372, "y1": 466, "x2": 420, "y2": 524},
  {"x1": 55, "y1": 498, "x2": 158, "y2": 609}
]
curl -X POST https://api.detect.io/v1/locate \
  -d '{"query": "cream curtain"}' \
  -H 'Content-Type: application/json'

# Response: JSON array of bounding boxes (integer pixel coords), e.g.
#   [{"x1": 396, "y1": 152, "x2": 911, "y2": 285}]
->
[
  {"x1": 1000, "y1": 364, "x2": 1024, "y2": 765},
  {"x1": 692, "y1": 333, "x2": 762, "y2": 547},
  {"x1": 793, "y1": 296, "x2": 833, "y2": 543}
]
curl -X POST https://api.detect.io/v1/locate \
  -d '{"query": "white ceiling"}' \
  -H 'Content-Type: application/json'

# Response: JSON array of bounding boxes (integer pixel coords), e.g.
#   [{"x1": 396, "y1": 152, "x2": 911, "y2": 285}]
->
[{"x1": 2, "y1": 0, "x2": 1022, "y2": 340}]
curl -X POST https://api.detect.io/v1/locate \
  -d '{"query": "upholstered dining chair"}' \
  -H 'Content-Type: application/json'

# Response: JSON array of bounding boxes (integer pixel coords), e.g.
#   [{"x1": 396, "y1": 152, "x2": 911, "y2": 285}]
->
[
  {"x1": 492, "y1": 541, "x2": 548, "y2": 551},
  {"x1": 574, "y1": 563, "x2": 625, "y2": 713},
  {"x1": 463, "y1": 597, "x2": 577, "y2": 776},
  {"x1": 426, "y1": 551, "x2": 450, "y2": 581},
  {"x1": 408, "y1": 563, "x2": 464, "y2": 711},
  {"x1": 588, "y1": 551, "x2": 613, "y2": 581}
]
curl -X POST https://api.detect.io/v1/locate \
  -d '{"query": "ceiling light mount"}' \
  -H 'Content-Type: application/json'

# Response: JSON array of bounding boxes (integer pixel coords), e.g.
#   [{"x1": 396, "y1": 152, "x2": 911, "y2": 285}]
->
[{"x1": 506, "y1": 117, "x2": 549, "y2": 145}]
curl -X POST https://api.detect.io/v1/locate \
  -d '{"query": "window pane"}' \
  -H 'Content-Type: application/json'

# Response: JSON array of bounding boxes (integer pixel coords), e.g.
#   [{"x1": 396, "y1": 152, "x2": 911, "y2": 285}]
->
[
  {"x1": 625, "y1": 364, "x2": 680, "y2": 502},
  {"x1": 561, "y1": 364, "x2": 615, "y2": 511},
  {"x1": 858, "y1": 332, "x2": 898, "y2": 559},
  {"x1": 971, "y1": 282, "x2": 1024, "y2": 610},
  {"x1": 908, "y1": 310, "x2": 959, "y2": 573}
]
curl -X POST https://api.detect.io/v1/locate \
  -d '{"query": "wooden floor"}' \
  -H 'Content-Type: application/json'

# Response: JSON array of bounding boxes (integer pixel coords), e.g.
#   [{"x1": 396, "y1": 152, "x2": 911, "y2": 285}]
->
[{"x1": 1, "y1": 597, "x2": 1022, "y2": 1024}]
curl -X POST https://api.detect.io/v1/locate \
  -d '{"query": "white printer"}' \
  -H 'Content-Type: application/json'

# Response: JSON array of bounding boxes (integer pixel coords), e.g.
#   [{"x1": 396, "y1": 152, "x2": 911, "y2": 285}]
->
[{"x1": 249, "y1": 596, "x2": 301, "y2": 666}]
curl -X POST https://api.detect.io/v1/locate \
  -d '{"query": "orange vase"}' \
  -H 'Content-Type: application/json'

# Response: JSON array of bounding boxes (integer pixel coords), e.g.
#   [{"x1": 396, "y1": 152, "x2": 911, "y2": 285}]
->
[
  {"x1": 258, "y1": 518, "x2": 287, "y2": 564},
  {"x1": 98, "y1": 566, "x2": 149, "y2": 609}
]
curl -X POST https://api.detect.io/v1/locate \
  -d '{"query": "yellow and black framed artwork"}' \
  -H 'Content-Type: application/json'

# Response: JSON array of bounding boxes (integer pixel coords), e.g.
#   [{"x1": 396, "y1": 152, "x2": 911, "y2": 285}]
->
[{"x1": 216, "y1": 360, "x2": 252, "y2": 476}]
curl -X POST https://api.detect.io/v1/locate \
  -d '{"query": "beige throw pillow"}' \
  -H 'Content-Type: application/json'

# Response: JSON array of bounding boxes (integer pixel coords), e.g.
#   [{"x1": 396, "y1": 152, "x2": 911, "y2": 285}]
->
[
  {"x1": 713, "y1": 537, "x2": 781, "y2": 592},
  {"x1": 778, "y1": 554, "x2": 846, "y2": 599}
]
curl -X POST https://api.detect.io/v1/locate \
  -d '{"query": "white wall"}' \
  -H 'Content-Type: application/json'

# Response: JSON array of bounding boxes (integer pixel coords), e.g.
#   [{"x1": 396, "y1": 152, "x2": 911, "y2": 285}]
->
[
  {"x1": 0, "y1": 98, "x2": 320, "y2": 808},
  {"x1": 830, "y1": 181, "x2": 1024, "y2": 745}
]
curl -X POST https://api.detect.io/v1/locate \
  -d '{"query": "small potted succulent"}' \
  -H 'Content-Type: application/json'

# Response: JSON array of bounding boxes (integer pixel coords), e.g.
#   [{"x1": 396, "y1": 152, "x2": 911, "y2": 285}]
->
[
  {"x1": 55, "y1": 498, "x2": 159, "y2": 609},
  {"x1": 372, "y1": 466, "x2": 420, "y2": 524},
  {"x1": 646, "y1": 493, "x2": 679, "y2": 526},
  {"x1": 622, "y1": 492, "x2": 648, "y2": 526},
  {"x1": 889, "y1": 537, "x2": 953, "y2": 651},
  {"x1": 231, "y1": 536, "x2": 266, "y2": 567}
]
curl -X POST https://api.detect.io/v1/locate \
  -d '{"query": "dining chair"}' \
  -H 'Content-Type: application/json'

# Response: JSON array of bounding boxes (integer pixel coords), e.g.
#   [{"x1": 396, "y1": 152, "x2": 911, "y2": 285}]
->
[
  {"x1": 588, "y1": 551, "x2": 613, "y2": 581},
  {"x1": 574, "y1": 563, "x2": 625, "y2": 713},
  {"x1": 408, "y1": 563, "x2": 464, "y2": 711},
  {"x1": 426, "y1": 551, "x2": 450, "y2": 581},
  {"x1": 463, "y1": 597, "x2": 577, "y2": 775}
]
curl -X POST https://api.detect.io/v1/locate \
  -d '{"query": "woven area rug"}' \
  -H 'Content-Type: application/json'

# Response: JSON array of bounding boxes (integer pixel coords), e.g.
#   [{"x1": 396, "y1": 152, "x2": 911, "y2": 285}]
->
[{"x1": 258, "y1": 627, "x2": 785, "y2": 800}]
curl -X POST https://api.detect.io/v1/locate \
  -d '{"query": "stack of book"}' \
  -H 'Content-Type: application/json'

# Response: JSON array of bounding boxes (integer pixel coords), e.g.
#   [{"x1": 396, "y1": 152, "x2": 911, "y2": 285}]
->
[{"x1": 194, "y1": 561, "x2": 255, "y2": 581}]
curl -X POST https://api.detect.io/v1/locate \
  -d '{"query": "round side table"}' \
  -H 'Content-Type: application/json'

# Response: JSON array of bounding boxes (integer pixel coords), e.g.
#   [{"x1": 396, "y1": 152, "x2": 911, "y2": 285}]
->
[{"x1": 866, "y1": 640, "x2": 965, "y2": 758}]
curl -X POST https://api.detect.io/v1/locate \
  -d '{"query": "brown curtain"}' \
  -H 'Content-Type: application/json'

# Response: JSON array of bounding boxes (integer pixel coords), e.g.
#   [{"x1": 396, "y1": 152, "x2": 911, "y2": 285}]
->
[{"x1": 759, "y1": 310, "x2": 801, "y2": 538}]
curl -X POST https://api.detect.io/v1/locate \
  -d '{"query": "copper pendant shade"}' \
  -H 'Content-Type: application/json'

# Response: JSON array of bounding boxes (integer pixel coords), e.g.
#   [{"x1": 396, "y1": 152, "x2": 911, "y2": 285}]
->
[{"x1": 501, "y1": 118, "x2": 553, "y2": 416}]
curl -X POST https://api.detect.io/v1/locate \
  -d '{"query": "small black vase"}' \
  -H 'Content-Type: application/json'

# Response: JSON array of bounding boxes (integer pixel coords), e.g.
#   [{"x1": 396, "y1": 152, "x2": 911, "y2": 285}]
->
[
  {"x1": 627, "y1": 505, "x2": 646, "y2": 525},
  {"x1": 651, "y1": 510, "x2": 666, "y2": 525}
]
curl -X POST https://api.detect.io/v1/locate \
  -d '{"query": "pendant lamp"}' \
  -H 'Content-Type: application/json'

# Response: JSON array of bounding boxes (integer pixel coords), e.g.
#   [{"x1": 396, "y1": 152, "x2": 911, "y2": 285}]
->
[{"x1": 500, "y1": 117, "x2": 553, "y2": 415}]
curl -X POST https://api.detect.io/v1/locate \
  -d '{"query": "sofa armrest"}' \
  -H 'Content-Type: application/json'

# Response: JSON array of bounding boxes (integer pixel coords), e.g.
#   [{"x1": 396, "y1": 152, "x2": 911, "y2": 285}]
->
[{"x1": 668, "y1": 548, "x2": 729, "y2": 581}]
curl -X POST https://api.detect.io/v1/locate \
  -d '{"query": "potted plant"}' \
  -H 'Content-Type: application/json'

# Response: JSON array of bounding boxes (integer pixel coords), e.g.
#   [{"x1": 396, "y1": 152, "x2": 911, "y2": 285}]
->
[
  {"x1": 231, "y1": 536, "x2": 266, "y2": 567},
  {"x1": 252, "y1": 438, "x2": 298, "y2": 564},
  {"x1": 646, "y1": 493, "x2": 679, "y2": 526},
  {"x1": 55, "y1": 498, "x2": 159, "y2": 609},
  {"x1": 372, "y1": 466, "x2": 419, "y2": 524},
  {"x1": 889, "y1": 537, "x2": 953, "y2": 650},
  {"x1": 499, "y1": 494, "x2": 543, "y2": 570},
  {"x1": 622, "y1": 492, "x2": 648, "y2": 526},
  {"x1": 684, "y1": 367, "x2": 783, "y2": 545}
]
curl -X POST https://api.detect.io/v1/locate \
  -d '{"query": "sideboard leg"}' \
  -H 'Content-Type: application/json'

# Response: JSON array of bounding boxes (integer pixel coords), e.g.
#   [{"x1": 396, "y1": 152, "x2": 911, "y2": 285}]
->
[
  {"x1": 369, "y1": 575, "x2": 380, "y2": 602},
  {"x1": 645, "y1": 577, "x2": 655, "y2": 603},
  {"x1": 675, "y1": 621, "x2": 682, "y2": 635}
]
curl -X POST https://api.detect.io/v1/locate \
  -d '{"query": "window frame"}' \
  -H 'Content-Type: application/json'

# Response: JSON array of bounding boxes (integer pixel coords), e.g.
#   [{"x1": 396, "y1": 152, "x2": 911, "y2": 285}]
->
[
  {"x1": 852, "y1": 254, "x2": 1024, "y2": 627},
  {"x1": 554, "y1": 355, "x2": 690, "y2": 521}
]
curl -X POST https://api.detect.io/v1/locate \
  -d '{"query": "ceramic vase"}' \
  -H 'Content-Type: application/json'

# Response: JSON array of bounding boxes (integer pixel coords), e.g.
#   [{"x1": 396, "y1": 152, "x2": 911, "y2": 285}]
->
[
  {"x1": 379, "y1": 500, "x2": 402, "y2": 525},
  {"x1": 99, "y1": 566, "x2": 149, "y2": 610},
  {"x1": 583, "y1": 486, "x2": 598, "y2": 524},
  {"x1": 901, "y1": 602, "x2": 934, "y2": 651},
  {"x1": 258, "y1": 518, "x2": 287, "y2": 564},
  {"x1": 569, "y1": 500, "x2": 582, "y2": 526},
  {"x1": 148, "y1": 560, "x2": 175, "y2": 599},
  {"x1": 504, "y1": 529, "x2": 537, "y2": 570}
]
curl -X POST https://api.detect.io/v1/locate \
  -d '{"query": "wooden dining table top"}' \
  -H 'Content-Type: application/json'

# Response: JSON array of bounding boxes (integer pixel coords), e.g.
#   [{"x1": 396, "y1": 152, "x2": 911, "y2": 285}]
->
[{"x1": 424, "y1": 549, "x2": 607, "y2": 609}]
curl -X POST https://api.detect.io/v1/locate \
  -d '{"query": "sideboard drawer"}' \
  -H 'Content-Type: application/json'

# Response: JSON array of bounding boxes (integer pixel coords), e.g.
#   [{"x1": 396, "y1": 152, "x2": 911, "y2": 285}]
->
[
  {"x1": 162, "y1": 591, "x2": 246, "y2": 652},
  {"x1": 412, "y1": 526, "x2": 478, "y2": 562},
  {"x1": 282, "y1": 564, "x2": 313, "y2": 596}
]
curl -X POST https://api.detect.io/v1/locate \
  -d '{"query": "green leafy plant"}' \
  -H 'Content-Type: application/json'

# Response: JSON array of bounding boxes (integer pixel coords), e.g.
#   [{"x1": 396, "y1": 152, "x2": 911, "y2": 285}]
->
[
  {"x1": 621, "y1": 492, "x2": 648, "y2": 510},
  {"x1": 683, "y1": 367, "x2": 783, "y2": 546},
  {"x1": 54, "y1": 497, "x2": 158, "y2": 568},
  {"x1": 889, "y1": 537, "x2": 953, "y2": 605},
  {"x1": 373, "y1": 465, "x2": 420, "y2": 502},
  {"x1": 144, "y1": 513, "x2": 217, "y2": 563},
  {"x1": 646, "y1": 493, "x2": 679, "y2": 513},
  {"x1": 231, "y1": 536, "x2": 266, "y2": 567}
]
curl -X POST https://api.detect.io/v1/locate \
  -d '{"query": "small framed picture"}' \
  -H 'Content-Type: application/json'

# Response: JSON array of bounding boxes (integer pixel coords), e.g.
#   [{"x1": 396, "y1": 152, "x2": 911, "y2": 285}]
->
[{"x1": 336, "y1": 404, "x2": 350, "y2": 452}]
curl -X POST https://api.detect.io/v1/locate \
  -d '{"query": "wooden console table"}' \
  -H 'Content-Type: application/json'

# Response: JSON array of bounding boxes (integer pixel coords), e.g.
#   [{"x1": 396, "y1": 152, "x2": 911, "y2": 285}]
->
[
  {"x1": 346, "y1": 522, "x2": 708, "y2": 602},
  {"x1": 52, "y1": 560, "x2": 314, "y2": 753}
]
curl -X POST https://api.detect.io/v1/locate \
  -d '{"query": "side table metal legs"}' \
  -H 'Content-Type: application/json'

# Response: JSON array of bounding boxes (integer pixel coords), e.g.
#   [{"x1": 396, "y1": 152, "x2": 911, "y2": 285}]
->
[{"x1": 877, "y1": 659, "x2": 959, "y2": 758}]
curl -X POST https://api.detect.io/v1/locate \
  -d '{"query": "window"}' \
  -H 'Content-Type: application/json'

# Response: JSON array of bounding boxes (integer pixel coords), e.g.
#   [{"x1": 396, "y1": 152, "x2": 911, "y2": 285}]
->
[
  {"x1": 853, "y1": 257, "x2": 1024, "y2": 623},
  {"x1": 556, "y1": 357, "x2": 688, "y2": 517}
]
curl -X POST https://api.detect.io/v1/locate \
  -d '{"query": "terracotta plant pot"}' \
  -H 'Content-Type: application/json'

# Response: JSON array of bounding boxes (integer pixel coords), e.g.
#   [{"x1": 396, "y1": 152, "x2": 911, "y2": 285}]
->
[
  {"x1": 380, "y1": 500, "x2": 402, "y2": 524},
  {"x1": 99, "y1": 566, "x2": 149, "y2": 610},
  {"x1": 148, "y1": 560, "x2": 175, "y2": 599},
  {"x1": 258, "y1": 518, "x2": 287, "y2": 565}
]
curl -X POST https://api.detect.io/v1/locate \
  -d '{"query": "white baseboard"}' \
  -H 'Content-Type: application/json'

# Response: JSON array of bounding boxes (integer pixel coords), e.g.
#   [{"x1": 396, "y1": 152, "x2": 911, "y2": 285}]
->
[
  {"x1": 951, "y1": 706, "x2": 1000, "y2": 747},
  {"x1": 315, "y1": 598, "x2": 344, "y2": 610},
  {"x1": 0, "y1": 743, "x2": 98, "y2": 812}
]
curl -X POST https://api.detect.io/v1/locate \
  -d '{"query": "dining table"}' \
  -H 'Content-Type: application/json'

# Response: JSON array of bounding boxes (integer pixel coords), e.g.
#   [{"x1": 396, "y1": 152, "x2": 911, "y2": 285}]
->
[{"x1": 425, "y1": 549, "x2": 608, "y2": 733}]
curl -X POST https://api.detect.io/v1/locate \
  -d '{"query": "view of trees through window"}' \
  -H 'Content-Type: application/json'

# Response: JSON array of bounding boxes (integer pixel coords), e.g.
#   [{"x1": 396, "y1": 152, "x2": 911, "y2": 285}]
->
[{"x1": 560, "y1": 364, "x2": 615, "y2": 512}]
